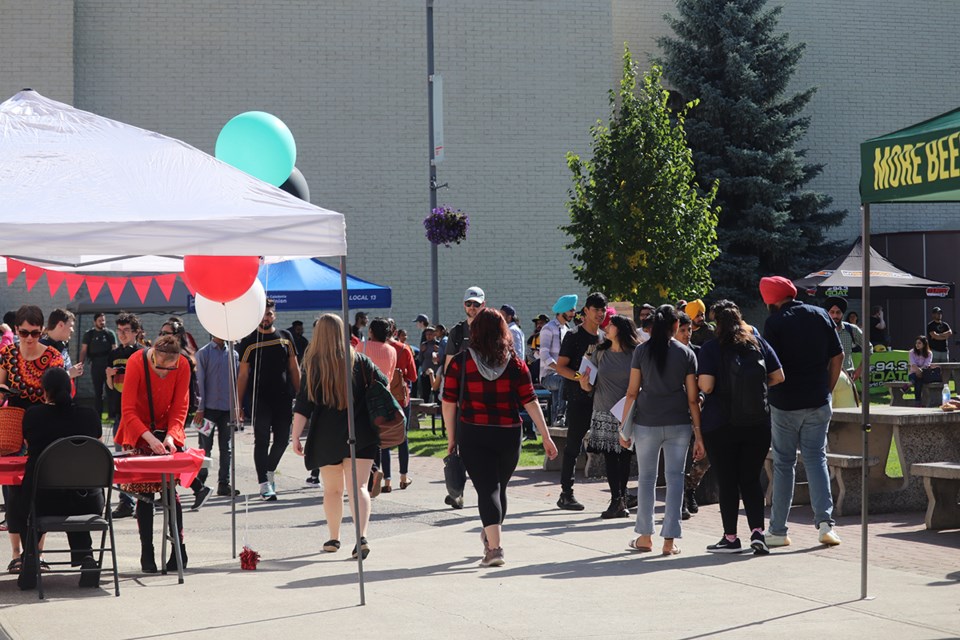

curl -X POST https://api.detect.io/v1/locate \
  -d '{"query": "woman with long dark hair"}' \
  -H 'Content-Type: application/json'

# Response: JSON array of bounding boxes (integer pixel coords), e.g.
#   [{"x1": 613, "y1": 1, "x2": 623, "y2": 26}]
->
[
  {"x1": 909, "y1": 335, "x2": 934, "y2": 406},
  {"x1": 442, "y1": 308, "x2": 557, "y2": 567},
  {"x1": 620, "y1": 304, "x2": 703, "y2": 556},
  {"x1": 17, "y1": 367, "x2": 103, "y2": 590},
  {"x1": 582, "y1": 314, "x2": 639, "y2": 519},
  {"x1": 697, "y1": 300, "x2": 784, "y2": 554},
  {"x1": 291, "y1": 314, "x2": 382, "y2": 559}
]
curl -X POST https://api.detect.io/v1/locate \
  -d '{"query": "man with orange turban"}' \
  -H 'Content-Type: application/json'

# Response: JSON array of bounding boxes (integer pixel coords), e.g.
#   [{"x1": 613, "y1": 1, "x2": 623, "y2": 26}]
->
[{"x1": 685, "y1": 299, "x2": 715, "y2": 347}]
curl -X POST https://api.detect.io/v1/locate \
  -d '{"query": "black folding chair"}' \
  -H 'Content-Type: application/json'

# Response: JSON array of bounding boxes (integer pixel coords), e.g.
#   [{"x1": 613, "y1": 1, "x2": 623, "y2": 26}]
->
[{"x1": 25, "y1": 436, "x2": 120, "y2": 598}]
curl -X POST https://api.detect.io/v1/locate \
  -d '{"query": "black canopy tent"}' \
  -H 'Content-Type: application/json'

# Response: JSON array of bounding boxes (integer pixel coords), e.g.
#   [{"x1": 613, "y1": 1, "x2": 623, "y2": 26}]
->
[
  {"x1": 857, "y1": 106, "x2": 960, "y2": 599},
  {"x1": 793, "y1": 237, "x2": 954, "y2": 300}
]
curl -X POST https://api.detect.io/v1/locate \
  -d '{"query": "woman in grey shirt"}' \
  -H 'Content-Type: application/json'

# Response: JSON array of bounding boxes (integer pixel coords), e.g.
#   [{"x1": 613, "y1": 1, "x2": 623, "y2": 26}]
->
[
  {"x1": 582, "y1": 314, "x2": 639, "y2": 519},
  {"x1": 620, "y1": 305, "x2": 705, "y2": 555}
]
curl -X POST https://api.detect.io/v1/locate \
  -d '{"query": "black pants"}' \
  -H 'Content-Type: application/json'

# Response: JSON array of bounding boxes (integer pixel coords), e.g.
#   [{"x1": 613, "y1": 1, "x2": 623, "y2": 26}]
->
[
  {"x1": 605, "y1": 450, "x2": 633, "y2": 500},
  {"x1": 196, "y1": 408, "x2": 231, "y2": 487},
  {"x1": 458, "y1": 422, "x2": 521, "y2": 527},
  {"x1": 136, "y1": 493, "x2": 183, "y2": 549},
  {"x1": 561, "y1": 399, "x2": 593, "y2": 493},
  {"x1": 90, "y1": 358, "x2": 109, "y2": 417},
  {"x1": 702, "y1": 426, "x2": 771, "y2": 535},
  {"x1": 21, "y1": 489, "x2": 104, "y2": 566},
  {"x1": 252, "y1": 395, "x2": 292, "y2": 483}
]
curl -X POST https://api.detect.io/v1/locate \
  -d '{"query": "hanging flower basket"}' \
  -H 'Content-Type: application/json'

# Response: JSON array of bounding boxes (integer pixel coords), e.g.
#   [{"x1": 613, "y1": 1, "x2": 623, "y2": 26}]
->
[{"x1": 424, "y1": 206, "x2": 469, "y2": 247}]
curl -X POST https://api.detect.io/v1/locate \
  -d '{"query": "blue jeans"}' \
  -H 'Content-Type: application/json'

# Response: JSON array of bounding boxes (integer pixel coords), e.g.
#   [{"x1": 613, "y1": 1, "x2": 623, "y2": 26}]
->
[
  {"x1": 633, "y1": 423, "x2": 691, "y2": 539},
  {"x1": 540, "y1": 372, "x2": 566, "y2": 424},
  {"x1": 769, "y1": 403, "x2": 835, "y2": 536}
]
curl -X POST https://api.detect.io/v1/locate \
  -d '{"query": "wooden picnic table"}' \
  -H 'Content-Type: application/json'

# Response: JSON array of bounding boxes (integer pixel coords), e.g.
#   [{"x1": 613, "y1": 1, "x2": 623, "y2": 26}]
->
[{"x1": 829, "y1": 406, "x2": 960, "y2": 513}]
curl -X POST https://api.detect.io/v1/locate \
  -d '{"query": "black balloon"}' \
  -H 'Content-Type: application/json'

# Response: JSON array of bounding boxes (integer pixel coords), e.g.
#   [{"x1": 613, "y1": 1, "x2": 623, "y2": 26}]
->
[{"x1": 279, "y1": 166, "x2": 310, "y2": 202}]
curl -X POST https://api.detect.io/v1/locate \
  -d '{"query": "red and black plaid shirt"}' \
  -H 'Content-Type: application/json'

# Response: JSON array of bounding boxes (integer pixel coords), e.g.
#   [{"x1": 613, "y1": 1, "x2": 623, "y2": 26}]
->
[{"x1": 442, "y1": 352, "x2": 536, "y2": 426}]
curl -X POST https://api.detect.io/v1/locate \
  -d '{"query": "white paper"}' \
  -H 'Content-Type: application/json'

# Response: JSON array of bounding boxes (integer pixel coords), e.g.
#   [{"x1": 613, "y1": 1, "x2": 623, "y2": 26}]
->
[
  {"x1": 610, "y1": 396, "x2": 628, "y2": 424},
  {"x1": 197, "y1": 418, "x2": 216, "y2": 437},
  {"x1": 578, "y1": 357, "x2": 598, "y2": 385}
]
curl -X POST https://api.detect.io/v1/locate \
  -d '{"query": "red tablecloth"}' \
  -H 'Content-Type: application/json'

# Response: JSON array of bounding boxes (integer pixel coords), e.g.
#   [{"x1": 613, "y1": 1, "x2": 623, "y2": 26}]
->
[{"x1": 0, "y1": 448, "x2": 205, "y2": 488}]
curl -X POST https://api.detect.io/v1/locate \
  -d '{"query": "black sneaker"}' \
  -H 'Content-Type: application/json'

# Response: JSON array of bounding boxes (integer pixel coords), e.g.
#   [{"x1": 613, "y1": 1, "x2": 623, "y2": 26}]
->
[
  {"x1": 305, "y1": 475, "x2": 320, "y2": 485},
  {"x1": 600, "y1": 497, "x2": 629, "y2": 519},
  {"x1": 706, "y1": 537, "x2": 744, "y2": 553},
  {"x1": 681, "y1": 500, "x2": 691, "y2": 520},
  {"x1": 685, "y1": 489, "x2": 699, "y2": 514},
  {"x1": 557, "y1": 492, "x2": 585, "y2": 511},
  {"x1": 444, "y1": 495, "x2": 464, "y2": 509},
  {"x1": 112, "y1": 502, "x2": 135, "y2": 519},
  {"x1": 750, "y1": 531, "x2": 770, "y2": 555},
  {"x1": 216, "y1": 483, "x2": 240, "y2": 497},
  {"x1": 625, "y1": 493, "x2": 638, "y2": 510},
  {"x1": 78, "y1": 556, "x2": 101, "y2": 588},
  {"x1": 191, "y1": 485, "x2": 212, "y2": 511}
]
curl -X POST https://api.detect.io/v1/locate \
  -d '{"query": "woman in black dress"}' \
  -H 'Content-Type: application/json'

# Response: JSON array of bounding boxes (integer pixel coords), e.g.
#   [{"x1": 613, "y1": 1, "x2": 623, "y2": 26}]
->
[
  {"x1": 17, "y1": 367, "x2": 103, "y2": 590},
  {"x1": 290, "y1": 313, "x2": 384, "y2": 560}
]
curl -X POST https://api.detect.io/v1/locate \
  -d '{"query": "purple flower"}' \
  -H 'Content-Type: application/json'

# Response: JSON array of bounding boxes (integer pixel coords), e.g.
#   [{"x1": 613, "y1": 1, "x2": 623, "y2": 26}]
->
[{"x1": 424, "y1": 205, "x2": 469, "y2": 246}]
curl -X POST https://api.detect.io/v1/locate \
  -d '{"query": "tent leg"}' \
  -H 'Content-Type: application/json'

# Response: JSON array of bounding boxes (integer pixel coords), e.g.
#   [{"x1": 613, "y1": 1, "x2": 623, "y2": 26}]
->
[
  {"x1": 228, "y1": 340, "x2": 239, "y2": 559},
  {"x1": 341, "y1": 256, "x2": 366, "y2": 606},
  {"x1": 860, "y1": 203, "x2": 871, "y2": 600}
]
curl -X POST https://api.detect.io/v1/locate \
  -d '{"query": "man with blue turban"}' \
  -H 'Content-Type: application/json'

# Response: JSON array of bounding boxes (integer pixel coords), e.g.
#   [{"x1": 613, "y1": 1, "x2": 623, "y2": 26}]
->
[{"x1": 539, "y1": 295, "x2": 578, "y2": 428}]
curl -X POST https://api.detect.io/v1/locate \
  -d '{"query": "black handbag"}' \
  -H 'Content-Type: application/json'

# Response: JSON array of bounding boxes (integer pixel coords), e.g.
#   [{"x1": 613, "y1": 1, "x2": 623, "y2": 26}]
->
[
  {"x1": 444, "y1": 352, "x2": 468, "y2": 500},
  {"x1": 922, "y1": 366, "x2": 942, "y2": 383}
]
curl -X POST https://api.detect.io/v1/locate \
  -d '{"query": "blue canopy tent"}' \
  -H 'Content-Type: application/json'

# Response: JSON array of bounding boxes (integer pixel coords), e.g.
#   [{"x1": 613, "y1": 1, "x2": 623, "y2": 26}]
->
[
  {"x1": 257, "y1": 258, "x2": 392, "y2": 310},
  {"x1": 186, "y1": 258, "x2": 391, "y2": 312}
]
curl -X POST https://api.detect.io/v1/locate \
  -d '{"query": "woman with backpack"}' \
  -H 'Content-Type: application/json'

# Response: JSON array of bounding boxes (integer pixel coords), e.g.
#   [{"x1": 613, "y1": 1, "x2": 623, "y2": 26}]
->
[
  {"x1": 620, "y1": 304, "x2": 704, "y2": 556},
  {"x1": 291, "y1": 314, "x2": 385, "y2": 559},
  {"x1": 581, "y1": 313, "x2": 640, "y2": 519},
  {"x1": 696, "y1": 300, "x2": 784, "y2": 554}
]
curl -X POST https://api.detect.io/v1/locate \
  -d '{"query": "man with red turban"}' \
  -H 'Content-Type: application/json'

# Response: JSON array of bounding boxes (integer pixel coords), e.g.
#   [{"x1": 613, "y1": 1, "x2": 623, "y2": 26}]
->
[{"x1": 759, "y1": 276, "x2": 844, "y2": 549}]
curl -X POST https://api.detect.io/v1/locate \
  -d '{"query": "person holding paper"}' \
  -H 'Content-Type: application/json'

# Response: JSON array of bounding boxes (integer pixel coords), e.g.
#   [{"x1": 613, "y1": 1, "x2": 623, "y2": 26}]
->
[
  {"x1": 619, "y1": 304, "x2": 704, "y2": 556},
  {"x1": 582, "y1": 313, "x2": 639, "y2": 519},
  {"x1": 554, "y1": 292, "x2": 608, "y2": 511}
]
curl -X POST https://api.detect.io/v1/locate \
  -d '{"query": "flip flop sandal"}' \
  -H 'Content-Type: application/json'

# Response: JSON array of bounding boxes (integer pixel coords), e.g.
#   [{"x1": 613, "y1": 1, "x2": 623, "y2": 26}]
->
[
  {"x1": 39, "y1": 560, "x2": 51, "y2": 572},
  {"x1": 322, "y1": 540, "x2": 341, "y2": 553},
  {"x1": 662, "y1": 546, "x2": 681, "y2": 556},
  {"x1": 381, "y1": 485, "x2": 392, "y2": 493},
  {"x1": 627, "y1": 538, "x2": 653, "y2": 552},
  {"x1": 7, "y1": 556, "x2": 22, "y2": 574},
  {"x1": 399, "y1": 479, "x2": 413, "y2": 490}
]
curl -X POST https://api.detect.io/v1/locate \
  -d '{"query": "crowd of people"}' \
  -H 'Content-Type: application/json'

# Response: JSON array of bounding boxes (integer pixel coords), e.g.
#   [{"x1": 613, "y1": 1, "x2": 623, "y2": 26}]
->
[{"x1": 7, "y1": 270, "x2": 940, "y2": 582}]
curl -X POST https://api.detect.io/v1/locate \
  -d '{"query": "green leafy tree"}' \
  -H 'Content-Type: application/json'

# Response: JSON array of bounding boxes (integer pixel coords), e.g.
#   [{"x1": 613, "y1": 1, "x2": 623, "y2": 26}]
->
[
  {"x1": 659, "y1": 0, "x2": 846, "y2": 302},
  {"x1": 564, "y1": 50, "x2": 720, "y2": 307}
]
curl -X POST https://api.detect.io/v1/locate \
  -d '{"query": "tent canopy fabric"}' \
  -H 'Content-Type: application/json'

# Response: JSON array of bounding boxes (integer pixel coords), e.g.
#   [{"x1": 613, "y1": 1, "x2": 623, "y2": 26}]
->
[
  {"x1": 0, "y1": 90, "x2": 346, "y2": 266},
  {"x1": 861, "y1": 105, "x2": 960, "y2": 204},
  {"x1": 256, "y1": 259, "x2": 391, "y2": 311},
  {"x1": 793, "y1": 237, "x2": 954, "y2": 300}
]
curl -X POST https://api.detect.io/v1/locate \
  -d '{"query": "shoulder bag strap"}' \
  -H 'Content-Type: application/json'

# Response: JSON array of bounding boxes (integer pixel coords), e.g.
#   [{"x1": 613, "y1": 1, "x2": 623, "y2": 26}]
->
[
  {"x1": 454, "y1": 350, "x2": 469, "y2": 447},
  {"x1": 141, "y1": 349, "x2": 157, "y2": 431}
]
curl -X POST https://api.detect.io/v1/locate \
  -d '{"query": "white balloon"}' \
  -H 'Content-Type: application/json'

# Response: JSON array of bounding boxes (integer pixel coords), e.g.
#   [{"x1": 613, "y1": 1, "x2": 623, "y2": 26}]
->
[{"x1": 195, "y1": 279, "x2": 266, "y2": 341}]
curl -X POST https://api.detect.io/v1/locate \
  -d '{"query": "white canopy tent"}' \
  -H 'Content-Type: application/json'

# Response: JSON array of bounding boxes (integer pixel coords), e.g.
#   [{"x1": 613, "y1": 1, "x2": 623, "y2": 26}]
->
[{"x1": 0, "y1": 90, "x2": 368, "y2": 602}]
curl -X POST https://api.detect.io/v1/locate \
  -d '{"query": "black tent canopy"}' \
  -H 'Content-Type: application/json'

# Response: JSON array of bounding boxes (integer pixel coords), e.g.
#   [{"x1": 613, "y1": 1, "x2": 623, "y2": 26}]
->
[{"x1": 793, "y1": 237, "x2": 953, "y2": 300}]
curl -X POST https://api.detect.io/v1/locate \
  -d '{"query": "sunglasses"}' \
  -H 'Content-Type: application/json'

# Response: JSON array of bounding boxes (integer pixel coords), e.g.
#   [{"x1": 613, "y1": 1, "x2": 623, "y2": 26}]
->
[
  {"x1": 17, "y1": 329, "x2": 42, "y2": 339},
  {"x1": 158, "y1": 330, "x2": 174, "y2": 336},
  {"x1": 464, "y1": 301, "x2": 482, "y2": 308},
  {"x1": 151, "y1": 350, "x2": 180, "y2": 371}
]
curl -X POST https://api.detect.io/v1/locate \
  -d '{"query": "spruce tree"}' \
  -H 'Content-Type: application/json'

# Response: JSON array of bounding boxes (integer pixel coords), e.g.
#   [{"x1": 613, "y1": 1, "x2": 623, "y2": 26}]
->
[
  {"x1": 659, "y1": 0, "x2": 846, "y2": 303},
  {"x1": 564, "y1": 51, "x2": 720, "y2": 306}
]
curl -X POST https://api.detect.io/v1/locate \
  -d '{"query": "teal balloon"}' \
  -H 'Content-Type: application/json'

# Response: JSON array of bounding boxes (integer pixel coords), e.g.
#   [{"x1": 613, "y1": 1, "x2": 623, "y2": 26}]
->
[{"x1": 215, "y1": 111, "x2": 296, "y2": 187}]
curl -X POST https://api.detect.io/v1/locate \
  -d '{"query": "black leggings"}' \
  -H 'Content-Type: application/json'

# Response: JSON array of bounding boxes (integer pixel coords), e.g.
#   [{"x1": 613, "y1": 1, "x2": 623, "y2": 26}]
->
[
  {"x1": 702, "y1": 426, "x2": 771, "y2": 535},
  {"x1": 458, "y1": 422, "x2": 522, "y2": 527},
  {"x1": 136, "y1": 494, "x2": 184, "y2": 548},
  {"x1": 605, "y1": 450, "x2": 633, "y2": 500}
]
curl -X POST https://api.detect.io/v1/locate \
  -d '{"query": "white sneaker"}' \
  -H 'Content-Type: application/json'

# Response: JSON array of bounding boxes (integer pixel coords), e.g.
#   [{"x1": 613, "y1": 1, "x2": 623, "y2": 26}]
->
[
  {"x1": 259, "y1": 481, "x2": 277, "y2": 501},
  {"x1": 266, "y1": 471, "x2": 277, "y2": 495},
  {"x1": 765, "y1": 533, "x2": 791, "y2": 547},
  {"x1": 818, "y1": 522, "x2": 841, "y2": 546}
]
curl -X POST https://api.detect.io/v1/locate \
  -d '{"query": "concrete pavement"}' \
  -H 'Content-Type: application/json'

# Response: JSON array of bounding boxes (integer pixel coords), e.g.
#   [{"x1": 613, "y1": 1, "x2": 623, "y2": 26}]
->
[{"x1": 1, "y1": 428, "x2": 958, "y2": 639}]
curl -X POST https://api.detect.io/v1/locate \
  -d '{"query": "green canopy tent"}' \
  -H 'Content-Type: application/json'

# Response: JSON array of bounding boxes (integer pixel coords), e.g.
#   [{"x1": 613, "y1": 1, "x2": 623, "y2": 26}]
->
[{"x1": 858, "y1": 107, "x2": 960, "y2": 598}]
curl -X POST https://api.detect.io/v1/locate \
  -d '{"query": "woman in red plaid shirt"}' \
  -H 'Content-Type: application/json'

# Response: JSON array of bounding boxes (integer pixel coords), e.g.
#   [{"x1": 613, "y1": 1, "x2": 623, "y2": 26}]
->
[{"x1": 442, "y1": 308, "x2": 558, "y2": 567}]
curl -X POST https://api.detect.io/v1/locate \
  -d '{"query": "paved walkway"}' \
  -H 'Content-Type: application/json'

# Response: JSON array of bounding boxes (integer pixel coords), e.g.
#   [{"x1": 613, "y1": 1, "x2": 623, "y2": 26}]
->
[{"x1": 0, "y1": 429, "x2": 958, "y2": 639}]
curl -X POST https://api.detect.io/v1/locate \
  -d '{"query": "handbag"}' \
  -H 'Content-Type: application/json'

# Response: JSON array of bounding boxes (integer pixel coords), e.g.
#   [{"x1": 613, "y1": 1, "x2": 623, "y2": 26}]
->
[
  {"x1": 119, "y1": 351, "x2": 165, "y2": 494},
  {"x1": 921, "y1": 366, "x2": 942, "y2": 384},
  {"x1": 444, "y1": 351, "x2": 469, "y2": 500},
  {"x1": 360, "y1": 356, "x2": 407, "y2": 448}
]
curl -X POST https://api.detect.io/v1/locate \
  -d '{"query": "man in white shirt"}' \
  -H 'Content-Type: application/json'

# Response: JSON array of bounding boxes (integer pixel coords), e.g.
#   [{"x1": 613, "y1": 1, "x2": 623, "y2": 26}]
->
[
  {"x1": 539, "y1": 295, "x2": 577, "y2": 426},
  {"x1": 500, "y1": 304, "x2": 525, "y2": 360}
]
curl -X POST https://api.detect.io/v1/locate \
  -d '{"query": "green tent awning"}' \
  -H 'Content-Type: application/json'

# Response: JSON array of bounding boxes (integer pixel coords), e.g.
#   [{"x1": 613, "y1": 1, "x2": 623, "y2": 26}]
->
[{"x1": 860, "y1": 106, "x2": 960, "y2": 203}]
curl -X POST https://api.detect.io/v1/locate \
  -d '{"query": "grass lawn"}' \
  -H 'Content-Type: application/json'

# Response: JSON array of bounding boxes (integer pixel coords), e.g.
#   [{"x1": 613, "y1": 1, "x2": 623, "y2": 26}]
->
[{"x1": 407, "y1": 419, "x2": 546, "y2": 468}]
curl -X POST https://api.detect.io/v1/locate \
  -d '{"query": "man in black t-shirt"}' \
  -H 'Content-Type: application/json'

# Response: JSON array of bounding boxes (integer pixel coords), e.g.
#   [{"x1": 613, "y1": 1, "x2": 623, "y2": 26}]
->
[
  {"x1": 79, "y1": 312, "x2": 117, "y2": 418},
  {"x1": 237, "y1": 299, "x2": 301, "y2": 501},
  {"x1": 554, "y1": 291, "x2": 607, "y2": 511},
  {"x1": 928, "y1": 306, "x2": 953, "y2": 364}
]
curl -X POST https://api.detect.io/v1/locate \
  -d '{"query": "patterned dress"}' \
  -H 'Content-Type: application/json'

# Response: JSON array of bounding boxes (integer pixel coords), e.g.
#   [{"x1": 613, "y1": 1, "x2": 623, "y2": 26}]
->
[{"x1": 0, "y1": 344, "x2": 64, "y2": 408}]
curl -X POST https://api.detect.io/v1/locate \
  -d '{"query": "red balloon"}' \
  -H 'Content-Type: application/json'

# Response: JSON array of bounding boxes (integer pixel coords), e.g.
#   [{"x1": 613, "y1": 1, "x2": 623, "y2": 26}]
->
[{"x1": 182, "y1": 256, "x2": 260, "y2": 303}]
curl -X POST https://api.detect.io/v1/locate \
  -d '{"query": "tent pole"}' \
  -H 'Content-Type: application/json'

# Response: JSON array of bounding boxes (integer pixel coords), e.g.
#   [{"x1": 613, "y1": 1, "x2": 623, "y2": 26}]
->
[
  {"x1": 340, "y1": 256, "x2": 366, "y2": 606},
  {"x1": 860, "y1": 204, "x2": 871, "y2": 600},
  {"x1": 227, "y1": 339, "x2": 239, "y2": 559}
]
